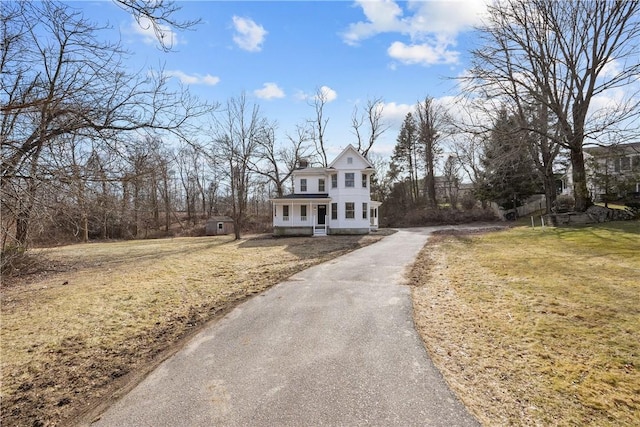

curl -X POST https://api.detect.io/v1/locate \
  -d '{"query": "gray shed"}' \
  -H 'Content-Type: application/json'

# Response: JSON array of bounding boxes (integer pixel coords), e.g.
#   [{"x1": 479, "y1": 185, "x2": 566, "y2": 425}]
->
[{"x1": 205, "y1": 216, "x2": 235, "y2": 236}]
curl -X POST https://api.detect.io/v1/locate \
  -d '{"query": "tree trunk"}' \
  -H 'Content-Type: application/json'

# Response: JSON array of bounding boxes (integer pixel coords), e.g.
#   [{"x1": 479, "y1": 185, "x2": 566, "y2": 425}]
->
[
  {"x1": 570, "y1": 147, "x2": 591, "y2": 212},
  {"x1": 82, "y1": 213, "x2": 89, "y2": 243},
  {"x1": 425, "y1": 167, "x2": 437, "y2": 208},
  {"x1": 542, "y1": 173, "x2": 557, "y2": 214}
]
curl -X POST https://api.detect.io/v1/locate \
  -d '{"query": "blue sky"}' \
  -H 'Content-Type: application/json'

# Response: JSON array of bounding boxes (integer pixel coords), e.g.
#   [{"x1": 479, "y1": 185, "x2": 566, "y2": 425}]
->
[{"x1": 74, "y1": 0, "x2": 488, "y2": 158}]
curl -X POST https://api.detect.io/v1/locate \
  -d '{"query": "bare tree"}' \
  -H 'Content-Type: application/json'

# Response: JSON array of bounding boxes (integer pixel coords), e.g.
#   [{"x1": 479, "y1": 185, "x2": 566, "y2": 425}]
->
[
  {"x1": 465, "y1": 0, "x2": 640, "y2": 211},
  {"x1": 351, "y1": 97, "x2": 389, "y2": 158},
  {"x1": 0, "y1": 1, "x2": 212, "y2": 252},
  {"x1": 250, "y1": 124, "x2": 312, "y2": 197},
  {"x1": 415, "y1": 97, "x2": 444, "y2": 208},
  {"x1": 113, "y1": 0, "x2": 200, "y2": 51},
  {"x1": 211, "y1": 94, "x2": 266, "y2": 239},
  {"x1": 307, "y1": 87, "x2": 332, "y2": 166},
  {"x1": 442, "y1": 155, "x2": 462, "y2": 209}
]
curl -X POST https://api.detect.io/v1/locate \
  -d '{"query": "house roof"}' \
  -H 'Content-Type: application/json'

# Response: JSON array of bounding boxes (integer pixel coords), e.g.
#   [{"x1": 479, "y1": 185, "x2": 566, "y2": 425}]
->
[
  {"x1": 270, "y1": 193, "x2": 331, "y2": 203},
  {"x1": 328, "y1": 144, "x2": 374, "y2": 169},
  {"x1": 207, "y1": 216, "x2": 234, "y2": 222},
  {"x1": 271, "y1": 193, "x2": 330, "y2": 201},
  {"x1": 584, "y1": 142, "x2": 640, "y2": 156},
  {"x1": 293, "y1": 167, "x2": 329, "y2": 174}
]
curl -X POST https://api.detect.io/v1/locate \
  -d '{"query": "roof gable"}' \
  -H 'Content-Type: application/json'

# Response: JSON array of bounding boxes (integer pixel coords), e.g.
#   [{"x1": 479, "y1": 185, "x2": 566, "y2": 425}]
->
[{"x1": 328, "y1": 144, "x2": 374, "y2": 170}]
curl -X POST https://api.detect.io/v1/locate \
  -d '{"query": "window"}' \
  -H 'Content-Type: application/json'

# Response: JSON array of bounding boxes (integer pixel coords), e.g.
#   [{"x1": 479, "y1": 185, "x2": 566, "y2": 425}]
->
[
  {"x1": 362, "y1": 174, "x2": 367, "y2": 188},
  {"x1": 362, "y1": 203, "x2": 368, "y2": 219},
  {"x1": 345, "y1": 173, "x2": 355, "y2": 188},
  {"x1": 347, "y1": 157, "x2": 353, "y2": 164},
  {"x1": 300, "y1": 205, "x2": 307, "y2": 221},
  {"x1": 319, "y1": 179, "x2": 325, "y2": 192},
  {"x1": 300, "y1": 178, "x2": 307, "y2": 191},
  {"x1": 331, "y1": 173, "x2": 337, "y2": 188},
  {"x1": 621, "y1": 157, "x2": 631, "y2": 171},
  {"x1": 218, "y1": 222, "x2": 223, "y2": 230},
  {"x1": 331, "y1": 203, "x2": 338, "y2": 220},
  {"x1": 283, "y1": 205, "x2": 289, "y2": 221},
  {"x1": 345, "y1": 202, "x2": 355, "y2": 219}
]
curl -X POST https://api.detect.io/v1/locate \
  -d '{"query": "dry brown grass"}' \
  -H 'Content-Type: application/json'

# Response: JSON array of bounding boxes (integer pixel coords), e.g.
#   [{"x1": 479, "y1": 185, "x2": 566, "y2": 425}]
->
[
  {"x1": 411, "y1": 222, "x2": 640, "y2": 426},
  {"x1": 1, "y1": 232, "x2": 390, "y2": 426}
]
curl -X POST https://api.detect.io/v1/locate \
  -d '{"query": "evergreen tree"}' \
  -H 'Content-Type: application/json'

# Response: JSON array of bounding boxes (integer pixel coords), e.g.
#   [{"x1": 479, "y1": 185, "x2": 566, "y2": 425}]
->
[
  {"x1": 478, "y1": 109, "x2": 543, "y2": 213},
  {"x1": 389, "y1": 113, "x2": 421, "y2": 203}
]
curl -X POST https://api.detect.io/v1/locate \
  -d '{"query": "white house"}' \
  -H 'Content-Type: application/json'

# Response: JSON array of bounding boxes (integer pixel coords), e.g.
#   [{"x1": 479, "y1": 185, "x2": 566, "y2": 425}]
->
[
  {"x1": 562, "y1": 142, "x2": 640, "y2": 200},
  {"x1": 271, "y1": 145, "x2": 381, "y2": 236}
]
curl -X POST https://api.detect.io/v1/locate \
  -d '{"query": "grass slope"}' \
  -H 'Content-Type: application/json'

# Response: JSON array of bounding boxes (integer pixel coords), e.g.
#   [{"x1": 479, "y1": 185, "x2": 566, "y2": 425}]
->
[
  {"x1": 1, "y1": 233, "x2": 388, "y2": 426},
  {"x1": 411, "y1": 221, "x2": 640, "y2": 426}
]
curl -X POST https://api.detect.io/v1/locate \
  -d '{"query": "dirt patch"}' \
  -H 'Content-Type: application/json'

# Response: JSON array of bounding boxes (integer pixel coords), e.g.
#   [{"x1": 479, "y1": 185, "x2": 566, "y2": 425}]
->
[{"x1": 1, "y1": 232, "x2": 392, "y2": 427}]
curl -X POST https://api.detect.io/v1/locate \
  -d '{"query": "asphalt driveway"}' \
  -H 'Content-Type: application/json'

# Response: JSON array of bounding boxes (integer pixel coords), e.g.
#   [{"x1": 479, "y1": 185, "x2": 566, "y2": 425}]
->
[{"x1": 91, "y1": 228, "x2": 480, "y2": 426}]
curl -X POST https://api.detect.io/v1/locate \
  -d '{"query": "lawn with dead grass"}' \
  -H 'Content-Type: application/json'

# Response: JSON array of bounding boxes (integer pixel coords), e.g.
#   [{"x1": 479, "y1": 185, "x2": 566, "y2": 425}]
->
[
  {"x1": 411, "y1": 221, "x2": 640, "y2": 426},
  {"x1": 1, "y1": 232, "x2": 389, "y2": 426}
]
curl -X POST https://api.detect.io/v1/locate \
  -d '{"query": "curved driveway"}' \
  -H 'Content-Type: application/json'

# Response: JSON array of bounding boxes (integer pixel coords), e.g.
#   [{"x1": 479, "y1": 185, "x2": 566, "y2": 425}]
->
[{"x1": 92, "y1": 228, "x2": 480, "y2": 426}]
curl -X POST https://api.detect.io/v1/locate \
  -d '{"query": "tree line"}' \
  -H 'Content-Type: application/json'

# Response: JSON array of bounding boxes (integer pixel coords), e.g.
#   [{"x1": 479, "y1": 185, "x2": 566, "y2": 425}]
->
[
  {"x1": 384, "y1": 0, "x2": 639, "y2": 221},
  {"x1": 2, "y1": 0, "x2": 639, "y2": 269}
]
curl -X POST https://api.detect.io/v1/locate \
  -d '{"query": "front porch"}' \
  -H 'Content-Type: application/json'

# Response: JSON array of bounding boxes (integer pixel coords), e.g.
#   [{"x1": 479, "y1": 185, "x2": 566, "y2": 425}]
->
[{"x1": 272, "y1": 195, "x2": 331, "y2": 237}]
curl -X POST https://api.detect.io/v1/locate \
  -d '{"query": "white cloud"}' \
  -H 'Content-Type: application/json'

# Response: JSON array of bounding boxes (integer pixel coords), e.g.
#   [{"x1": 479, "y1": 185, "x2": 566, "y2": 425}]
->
[
  {"x1": 232, "y1": 16, "x2": 267, "y2": 52},
  {"x1": 131, "y1": 16, "x2": 179, "y2": 47},
  {"x1": 294, "y1": 86, "x2": 338, "y2": 103},
  {"x1": 165, "y1": 70, "x2": 220, "y2": 86},
  {"x1": 317, "y1": 85, "x2": 338, "y2": 102},
  {"x1": 254, "y1": 82, "x2": 285, "y2": 100},
  {"x1": 380, "y1": 101, "x2": 414, "y2": 127},
  {"x1": 388, "y1": 40, "x2": 459, "y2": 66},
  {"x1": 342, "y1": 0, "x2": 405, "y2": 45},
  {"x1": 343, "y1": 0, "x2": 487, "y2": 66}
]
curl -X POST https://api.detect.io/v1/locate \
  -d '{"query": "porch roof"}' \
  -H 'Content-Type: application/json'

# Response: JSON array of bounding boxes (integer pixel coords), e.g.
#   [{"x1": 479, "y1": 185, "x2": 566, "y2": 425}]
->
[{"x1": 271, "y1": 193, "x2": 331, "y2": 203}]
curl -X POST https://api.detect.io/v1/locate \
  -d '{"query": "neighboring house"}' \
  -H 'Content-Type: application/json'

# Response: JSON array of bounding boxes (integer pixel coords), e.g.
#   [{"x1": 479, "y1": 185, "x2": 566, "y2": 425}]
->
[
  {"x1": 433, "y1": 176, "x2": 474, "y2": 205},
  {"x1": 205, "y1": 216, "x2": 234, "y2": 236},
  {"x1": 271, "y1": 145, "x2": 381, "y2": 236},
  {"x1": 561, "y1": 142, "x2": 640, "y2": 201}
]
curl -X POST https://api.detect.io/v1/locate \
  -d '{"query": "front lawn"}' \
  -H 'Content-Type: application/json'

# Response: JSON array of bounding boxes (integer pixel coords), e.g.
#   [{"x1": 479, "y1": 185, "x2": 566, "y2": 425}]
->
[
  {"x1": 1, "y1": 233, "x2": 388, "y2": 426},
  {"x1": 411, "y1": 221, "x2": 640, "y2": 426}
]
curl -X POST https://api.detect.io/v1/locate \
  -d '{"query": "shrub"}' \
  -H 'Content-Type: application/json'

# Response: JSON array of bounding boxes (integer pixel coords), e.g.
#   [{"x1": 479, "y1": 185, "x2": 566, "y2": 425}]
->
[
  {"x1": 553, "y1": 195, "x2": 575, "y2": 213},
  {"x1": 384, "y1": 206, "x2": 498, "y2": 227},
  {"x1": 460, "y1": 193, "x2": 478, "y2": 211},
  {"x1": 624, "y1": 201, "x2": 640, "y2": 219}
]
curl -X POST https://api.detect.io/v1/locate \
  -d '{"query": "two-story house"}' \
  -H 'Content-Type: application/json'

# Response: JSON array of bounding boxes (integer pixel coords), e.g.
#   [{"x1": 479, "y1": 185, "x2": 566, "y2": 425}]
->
[
  {"x1": 581, "y1": 142, "x2": 640, "y2": 201},
  {"x1": 271, "y1": 145, "x2": 381, "y2": 236}
]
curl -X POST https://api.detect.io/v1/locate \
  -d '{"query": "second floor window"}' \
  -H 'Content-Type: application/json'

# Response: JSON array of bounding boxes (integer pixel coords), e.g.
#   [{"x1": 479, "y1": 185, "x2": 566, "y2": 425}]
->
[
  {"x1": 362, "y1": 174, "x2": 367, "y2": 188},
  {"x1": 300, "y1": 178, "x2": 307, "y2": 191},
  {"x1": 345, "y1": 173, "x2": 355, "y2": 188},
  {"x1": 331, "y1": 174, "x2": 337, "y2": 188},
  {"x1": 319, "y1": 179, "x2": 325, "y2": 192}
]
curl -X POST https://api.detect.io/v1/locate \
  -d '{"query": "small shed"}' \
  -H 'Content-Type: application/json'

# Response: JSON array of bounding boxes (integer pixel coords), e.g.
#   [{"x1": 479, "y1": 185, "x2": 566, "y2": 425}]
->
[{"x1": 205, "y1": 216, "x2": 235, "y2": 236}]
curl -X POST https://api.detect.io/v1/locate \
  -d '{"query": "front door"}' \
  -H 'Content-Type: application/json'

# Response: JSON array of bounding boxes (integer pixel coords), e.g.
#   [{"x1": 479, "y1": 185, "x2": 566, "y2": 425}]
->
[{"x1": 317, "y1": 205, "x2": 327, "y2": 225}]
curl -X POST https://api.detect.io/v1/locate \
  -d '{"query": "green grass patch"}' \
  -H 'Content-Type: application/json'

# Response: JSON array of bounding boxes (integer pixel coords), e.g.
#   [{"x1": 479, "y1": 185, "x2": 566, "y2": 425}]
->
[{"x1": 411, "y1": 221, "x2": 640, "y2": 426}]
